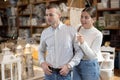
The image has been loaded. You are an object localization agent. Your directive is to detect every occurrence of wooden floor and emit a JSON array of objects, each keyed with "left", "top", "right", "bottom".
[
  {"left": 1, "top": 70, "right": 119, "bottom": 80},
  {"left": 113, "top": 69, "right": 120, "bottom": 80}
]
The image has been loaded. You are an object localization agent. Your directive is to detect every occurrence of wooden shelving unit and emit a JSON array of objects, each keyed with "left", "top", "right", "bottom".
[
  {"left": 96, "top": 0, "right": 120, "bottom": 48},
  {"left": 16, "top": 0, "right": 70, "bottom": 37},
  {"left": 103, "top": 27, "right": 120, "bottom": 30},
  {"left": 97, "top": 8, "right": 120, "bottom": 11},
  {"left": 0, "top": 1, "right": 9, "bottom": 37}
]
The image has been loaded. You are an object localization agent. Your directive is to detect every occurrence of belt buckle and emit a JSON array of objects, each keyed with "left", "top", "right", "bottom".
[{"left": 49, "top": 66, "right": 61, "bottom": 73}]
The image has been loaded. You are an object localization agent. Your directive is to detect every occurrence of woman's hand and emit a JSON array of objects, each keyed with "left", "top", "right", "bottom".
[{"left": 76, "top": 33, "right": 84, "bottom": 44}]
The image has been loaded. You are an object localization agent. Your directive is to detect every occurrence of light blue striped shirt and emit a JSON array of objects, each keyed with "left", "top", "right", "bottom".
[{"left": 38, "top": 22, "right": 83, "bottom": 68}]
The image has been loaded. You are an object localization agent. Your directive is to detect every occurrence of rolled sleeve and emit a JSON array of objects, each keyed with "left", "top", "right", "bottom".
[
  {"left": 69, "top": 41, "right": 83, "bottom": 68},
  {"left": 38, "top": 32, "right": 46, "bottom": 65}
]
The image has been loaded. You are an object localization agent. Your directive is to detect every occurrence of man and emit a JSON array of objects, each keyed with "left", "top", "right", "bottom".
[{"left": 38, "top": 3, "right": 83, "bottom": 80}]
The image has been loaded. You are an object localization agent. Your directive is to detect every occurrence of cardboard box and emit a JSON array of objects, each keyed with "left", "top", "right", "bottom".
[
  {"left": 111, "top": 2, "right": 120, "bottom": 8},
  {"left": 98, "top": 17, "right": 106, "bottom": 27},
  {"left": 105, "top": 14, "right": 120, "bottom": 28},
  {"left": 111, "top": 0, "right": 120, "bottom": 3},
  {"left": 97, "top": 3, "right": 104, "bottom": 9}
]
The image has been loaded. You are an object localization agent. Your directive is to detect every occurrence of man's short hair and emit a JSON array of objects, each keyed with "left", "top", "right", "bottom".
[{"left": 46, "top": 3, "right": 61, "bottom": 14}]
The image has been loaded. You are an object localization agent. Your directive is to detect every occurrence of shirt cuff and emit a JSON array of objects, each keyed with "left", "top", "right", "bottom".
[
  {"left": 68, "top": 62, "right": 75, "bottom": 68},
  {"left": 78, "top": 41, "right": 86, "bottom": 47}
]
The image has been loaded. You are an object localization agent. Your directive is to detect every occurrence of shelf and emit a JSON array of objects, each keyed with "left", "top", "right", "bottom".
[
  {"left": 17, "top": 3, "right": 29, "bottom": 7},
  {"left": 0, "top": 1, "right": 11, "bottom": 8},
  {"left": 0, "top": 25, "right": 8, "bottom": 27},
  {"left": 116, "top": 48, "right": 120, "bottom": 51},
  {"left": 32, "top": 0, "right": 59, "bottom": 5},
  {"left": 0, "top": 7, "right": 6, "bottom": 10},
  {"left": 97, "top": 8, "right": 120, "bottom": 11},
  {"left": 19, "top": 26, "right": 31, "bottom": 28},
  {"left": 104, "top": 27, "right": 120, "bottom": 30},
  {"left": 17, "top": 0, "right": 59, "bottom": 6},
  {"left": 18, "top": 14, "right": 31, "bottom": 16},
  {"left": 32, "top": 25, "right": 48, "bottom": 28},
  {"left": 32, "top": 1, "right": 47, "bottom": 5},
  {"left": 19, "top": 25, "right": 48, "bottom": 28}
]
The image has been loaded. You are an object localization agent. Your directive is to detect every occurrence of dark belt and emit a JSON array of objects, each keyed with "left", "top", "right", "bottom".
[{"left": 49, "top": 66, "right": 61, "bottom": 73}]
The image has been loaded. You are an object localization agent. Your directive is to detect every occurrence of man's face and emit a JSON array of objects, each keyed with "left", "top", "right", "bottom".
[{"left": 45, "top": 8, "right": 60, "bottom": 26}]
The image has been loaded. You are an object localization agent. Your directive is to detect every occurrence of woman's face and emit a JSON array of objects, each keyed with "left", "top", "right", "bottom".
[{"left": 80, "top": 11, "right": 94, "bottom": 29}]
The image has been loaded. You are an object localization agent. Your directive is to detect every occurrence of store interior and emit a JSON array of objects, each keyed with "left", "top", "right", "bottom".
[{"left": 0, "top": 0, "right": 120, "bottom": 80}]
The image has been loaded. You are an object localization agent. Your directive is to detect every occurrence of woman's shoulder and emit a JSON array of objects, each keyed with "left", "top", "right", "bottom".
[
  {"left": 93, "top": 27, "right": 103, "bottom": 37},
  {"left": 63, "top": 24, "right": 76, "bottom": 30}
]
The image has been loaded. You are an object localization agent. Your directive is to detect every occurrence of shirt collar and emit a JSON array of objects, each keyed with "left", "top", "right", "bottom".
[
  {"left": 58, "top": 22, "right": 64, "bottom": 29},
  {"left": 50, "top": 22, "right": 64, "bottom": 30}
]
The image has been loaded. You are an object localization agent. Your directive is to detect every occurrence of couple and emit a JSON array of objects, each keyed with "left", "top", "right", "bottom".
[{"left": 38, "top": 3, "right": 103, "bottom": 80}]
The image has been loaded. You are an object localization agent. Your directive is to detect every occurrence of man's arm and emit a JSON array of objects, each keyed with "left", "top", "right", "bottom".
[{"left": 38, "top": 32, "right": 53, "bottom": 75}]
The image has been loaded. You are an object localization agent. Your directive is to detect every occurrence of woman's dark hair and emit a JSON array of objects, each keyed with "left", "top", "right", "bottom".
[{"left": 82, "top": 7, "right": 96, "bottom": 18}]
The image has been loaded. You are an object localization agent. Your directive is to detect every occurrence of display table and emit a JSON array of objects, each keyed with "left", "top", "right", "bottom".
[
  {"left": 0, "top": 54, "right": 44, "bottom": 80},
  {"left": 27, "top": 66, "right": 44, "bottom": 80}
]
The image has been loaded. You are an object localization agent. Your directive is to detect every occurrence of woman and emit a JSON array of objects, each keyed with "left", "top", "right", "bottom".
[{"left": 73, "top": 7, "right": 103, "bottom": 80}]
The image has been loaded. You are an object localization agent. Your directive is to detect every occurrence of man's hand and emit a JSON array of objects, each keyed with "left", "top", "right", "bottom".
[
  {"left": 59, "top": 64, "right": 71, "bottom": 76},
  {"left": 41, "top": 62, "right": 52, "bottom": 75}
]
